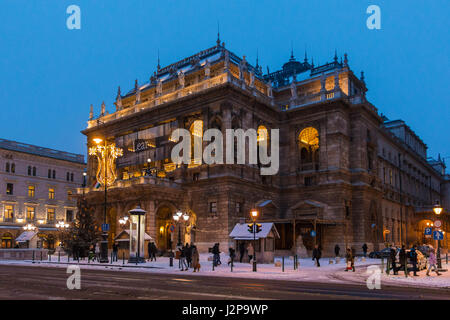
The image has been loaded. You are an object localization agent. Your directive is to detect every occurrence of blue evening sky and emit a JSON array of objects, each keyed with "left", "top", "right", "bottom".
[{"left": 0, "top": 0, "right": 449, "bottom": 162}]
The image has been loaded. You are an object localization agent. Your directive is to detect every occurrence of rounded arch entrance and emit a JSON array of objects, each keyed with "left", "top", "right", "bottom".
[{"left": 156, "top": 205, "right": 175, "bottom": 251}]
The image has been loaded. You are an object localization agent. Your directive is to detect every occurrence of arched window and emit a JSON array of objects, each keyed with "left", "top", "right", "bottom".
[
  {"left": 28, "top": 166, "right": 32, "bottom": 176},
  {"left": 32, "top": 167, "right": 36, "bottom": 176},
  {"left": 189, "top": 120, "right": 203, "bottom": 166},
  {"left": 52, "top": 170, "right": 56, "bottom": 179},
  {"left": 5, "top": 162, "right": 9, "bottom": 172},
  {"left": 70, "top": 173, "right": 74, "bottom": 182},
  {"left": 257, "top": 125, "right": 268, "bottom": 144},
  {"left": 11, "top": 163, "right": 15, "bottom": 173},
  {"left": 298, "top": 127, "right": 319, "bottom": 170},
  {"left": 66, "top": 172, "right": 70, "bottom": 181}
]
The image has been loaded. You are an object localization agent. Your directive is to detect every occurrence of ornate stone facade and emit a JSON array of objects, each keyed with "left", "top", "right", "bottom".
[{"left": 81, "top": 41, "right": 449, "bottom": 256}]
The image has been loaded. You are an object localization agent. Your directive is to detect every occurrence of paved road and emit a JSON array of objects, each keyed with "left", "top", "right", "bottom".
[{"left": 0, "top": 264, "right": 448, "bottom": 300}]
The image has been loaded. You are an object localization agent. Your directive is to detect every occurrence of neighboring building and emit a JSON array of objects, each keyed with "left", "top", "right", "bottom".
[
  {"left": 80, "top": 39, "right": 449, "bottom": 256},
  {"left": 0, "top": 138, "right": 85, "bottom": 249}
]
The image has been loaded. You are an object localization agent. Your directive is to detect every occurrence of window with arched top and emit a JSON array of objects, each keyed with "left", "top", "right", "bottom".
[
  {"left": 257, "top": 125, "right": 269, "bottom": 144},
  {"left": 189, "top": 120, "right": 203, "bottom": 166},
  {"left": 298, "top": 127, "right": 319, "bottom": 170}
]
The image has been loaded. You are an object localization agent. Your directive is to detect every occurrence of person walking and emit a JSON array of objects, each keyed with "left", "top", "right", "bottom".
[
  {"left": 228, "top": 247, "right": 236, "bottom": 266},
  {"left": 179, "top": 245, "right": 188, "bottom": 271},
  {"left": 410, "top": 245, "right": 419, "bottom": 276},
  {"left": 185, "top": 243, "right": 192, "bottom": 268},
  {"left": 334, "top": 244, "right": 340, "bottom": 258},
  {"left": 212, "top": 243, "right": 221, "bottom": 267},
  {"left": 312, "top": 244, "right": 321, "bottom": 267},
  {"left": 151, "top": 242, "right": 157, "bottom": 261},
  {"left": 192, "top": 245, "right": 200, "bottom": 272},
  {"left": 147, "top": 242, "right": 153, "bottom": 261},
  {"left": 388, "top": 245, "right": 398, "bottom": 275},
  {"left": 397, "top": 245, "right": 407, "bottom": 275},
  {"left": 94, "top": 242, "right": 101, "bottom": 262},
  {"left": 239, "top": 242, "right": 246, "bottom": 263},
  {"left": 345, "top": 248, "right": 355, "bottom": 272},
  {"left": 112, "top": 242, "right": 118, "bottom": 262},
  {"left": 426, "top": 249, "right": 441, "bottom": 276},
  {"left": 362, "top": 243, "right": 368, "bottom": 258},
  {"left": 247, "top": 242, "right": 254, "bottom": 263}
]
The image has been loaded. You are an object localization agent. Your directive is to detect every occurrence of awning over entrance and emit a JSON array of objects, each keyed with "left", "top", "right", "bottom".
[
  {"left": 15, "top": 231, "right": 37, "bottom": 243},
  {"left": 229, "top": 222, "right": 279, "bottom": 240}
]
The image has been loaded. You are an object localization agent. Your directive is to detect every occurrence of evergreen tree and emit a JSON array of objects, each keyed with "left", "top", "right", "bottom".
[{"left": 63, "top": 197, "right": 100, "bottom": 258}]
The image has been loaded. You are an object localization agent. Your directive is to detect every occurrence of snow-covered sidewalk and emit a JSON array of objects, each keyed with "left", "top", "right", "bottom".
[{"left": 1, "top": 253, "right": 449, "bottom": 289}]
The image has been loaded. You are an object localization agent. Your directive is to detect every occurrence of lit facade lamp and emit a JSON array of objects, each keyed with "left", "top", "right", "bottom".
[
  {"left": 433, "top": 201, "right": 445, "bottom": 270},
  {"left": 128, "top": 206, "right": 146, "bottom": 264},
  {"left": 89, "top": 137, "right": 123, "bottom": 263},
  {"left": 23, "top": 223, "right": 36, "bottom": 231}
]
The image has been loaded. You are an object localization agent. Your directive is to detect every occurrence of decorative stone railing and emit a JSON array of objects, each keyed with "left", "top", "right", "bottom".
[{"left": 87, "top": 71, "right": 273, "bottom": 129}]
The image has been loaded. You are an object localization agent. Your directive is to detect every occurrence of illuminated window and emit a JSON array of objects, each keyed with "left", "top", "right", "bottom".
[
  {"left": 257, "top": 125, "right": 268, "bottom": 143},
  {"left": 28, "top": 185, "right": 35, "bottom": 198},
  {"left": 6, "top": 183, "right": 13, "bottom": 195},
  {"left": 26, "top": 206, "right": 35, "bottom": 221},
  {"left": 189, "top": 120, "right": 203, "bottom": 166},
  {"left": 4, "top": 205, "right": 14, "bottom": 222},
  {"left": 298, "top": 127, "right": 319, "bottom": 148},
  {"left": 49, "top": 188, "right": 55, "bottom": 200},
  {"left": 47, "top": 208, "right": 55, "bottom": 222},
  {"left": 298, "top": 127, "right": 319, "bottom": 169}
]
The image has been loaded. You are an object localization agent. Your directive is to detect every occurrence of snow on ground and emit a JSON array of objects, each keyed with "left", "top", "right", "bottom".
[{"left": 1, "top": 253, "right": 449, "bottom": 289}]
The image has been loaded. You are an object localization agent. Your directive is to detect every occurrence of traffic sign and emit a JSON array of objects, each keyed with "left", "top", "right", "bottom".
[
  {"left": 101, "top": 223, "right": 109, "bottom": 232},
  {"left": 433, "top": 230, "right": 444, "bottom": 241},
  {"left": 169, "top": 224, "right": 175, "bottom": 232},
  {"left": 424, "top": 227, "right": 432, "bottom": 235},
  {"left": 434, "top": 220, "right": 442, "bottom": 228},
  {"left": 311, "top": 230, "right": 316, "bottom": 237}
]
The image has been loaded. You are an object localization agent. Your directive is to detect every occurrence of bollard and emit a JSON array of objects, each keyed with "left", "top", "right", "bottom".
[
  {"left": 49, "top": 254, "right": 51, "bottom": 262},
  {"left": 446, "top": 253, "right": 448, "bottom": 265},
  {"left": 58, "top": 251, "right": 60, "bottom": 263},
  {"left": 282, "top": 256, "right": 285, "bottom": 272},
  {"left": 111, "top": 252, "right": 113, "bottom": 264},
  {"left": 405, "top": 260, "right": 408, "bottom": 278},
  {"left": 122, "top": 252, "right": 125, "bottom": 265},
  {"left": 169, "top": 256, "right": 173, "bottom": 267},
  {"left": 32, "top": 250, "right": 35, "bottom": 263},
  {"left": 40, "top": 251, "right": 43, "bottom": 261},
  {"left": 386, "top": 259, "right": 390, "bottom": 275}
]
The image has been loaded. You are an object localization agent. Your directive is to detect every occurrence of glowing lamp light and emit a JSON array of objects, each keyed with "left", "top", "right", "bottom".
[
  {"left": 16, "top": 218, "right": 24, "bottom": 223},
  {"left": 433, "top": 202, "right": 443, "bottom": 215},
  {"left": 173, "top": 214, "right": 180, "bottom": 221},
  {"left": 183, "top": 213, "right": 189, "bottom": 221},
  {"left": 159, "top": 226, "right": 165, "bottom": 235},
  {"left": 251, "top": 209, "right": 258, "bottom": 219},
  {"left": 93, "top": 138, "right": 103, "bottom": 145}
]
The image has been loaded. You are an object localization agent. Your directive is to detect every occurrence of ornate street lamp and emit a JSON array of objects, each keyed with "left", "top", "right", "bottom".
[
  {"left": 250, "top": 208, "right": 258, "bottom": 272},
  {"left": 173, "top": 210, "right": 188, "bottom": 247},
  {"left": 128, "top": 206, "right": 146, "bottom": 264},
  {"left": 56, "top": 221, "right": 69, "bottom": 248},
  {"left": 23, "top": 223, "right": 36, "bottom": 231},
  {"left": 433, "top": 201, "right": 444, "bottom": 270},
  {"left": 89, "top": 137, "right": 123, "bottom": 263}
]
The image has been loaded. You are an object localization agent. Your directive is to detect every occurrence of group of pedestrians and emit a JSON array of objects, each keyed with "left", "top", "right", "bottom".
[
  {"left": 238, "top": 242, "right": 255, "bottom": 263},
  {"left": 178, "top": 243, "right": 200, "bottom": 271},
  {"left": 334, "top": 244, "right": 357, "bottom": 271}
]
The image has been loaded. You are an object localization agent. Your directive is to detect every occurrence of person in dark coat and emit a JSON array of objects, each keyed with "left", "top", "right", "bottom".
[
  {"left": 179, "top": 246, "right": 188, "bottom": 271},
  {"left": 185, "top": 243, "right": 192, "bottom": 268},
  {"left": 147, "top": 243, "right": 152, "bottom": 262},
  {"left": 397, "top": 245, "right": 407, "bottom": 274},
  {"left": 389, "top": 245, "right": 398, "bottom": 275},
  {"left": 345, "top": 248, "right": 355, "bottom": 272},
  {"left": 410, "top": 245, "right": 419, "bottom": 276},
  {"left": 228, "top": 247, "right": 236, "bottom": 266},
  {"left": 112, "top": 242, "right": 118, "bottom": 262},
  {"left": 239, "top": 242, "right": 246, "bottom": 263},
  {"left": 312, "top": 244, "right": 321, "bottom": 267},
  {"left": 334, "top": 244, "right": 340, "bottom": 257},
  {"left": 362, "top": 243, "right": 368, "bottom": 258},
  {"left": 212, "top": 243, "right": 221, "bottom": 266}
]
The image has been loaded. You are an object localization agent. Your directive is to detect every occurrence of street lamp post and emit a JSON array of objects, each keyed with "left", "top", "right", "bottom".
[
  {"left": 251, "top": 208, "right": 258, "bottom": 272},
  {"left": 89, "top": 137, "right": 123, "bottom": 264},
  {"left": 173, "top": 210, "right": 189, "bottom": 247},
  {"left": 433, "top": 201, "right": 444, "bottom": 270},
  {"left": 55, "top": 221, "right": 69, "bottom": 247}
]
